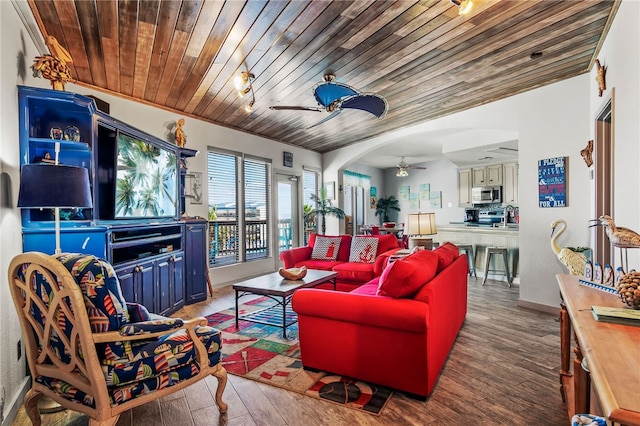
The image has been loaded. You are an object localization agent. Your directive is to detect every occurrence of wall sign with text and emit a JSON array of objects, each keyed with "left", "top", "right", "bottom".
[{"left": 538, "top": 156, "right": 567, "bottom": 207}]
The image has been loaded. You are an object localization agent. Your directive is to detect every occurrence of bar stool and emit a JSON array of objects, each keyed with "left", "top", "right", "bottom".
[
  {"left": 455, "top": 243, "right": 476, "bottom": 278},
  {"left": 482, "top": 246, "right": 512, "bottom": 287}
]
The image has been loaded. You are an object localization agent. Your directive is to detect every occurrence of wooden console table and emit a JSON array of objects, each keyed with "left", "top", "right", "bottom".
[{"left": 557, "top": 274, "right": 640, "bottom": 425}]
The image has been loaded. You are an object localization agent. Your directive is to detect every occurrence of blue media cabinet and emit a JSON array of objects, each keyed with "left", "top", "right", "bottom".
[{"left": 19, "top": 86, "right": 202, "bottom": 315}]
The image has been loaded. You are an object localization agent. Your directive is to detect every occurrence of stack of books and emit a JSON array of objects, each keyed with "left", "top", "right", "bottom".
[{"left": 591, "top": 305, "right": 640, "bottom": 326}]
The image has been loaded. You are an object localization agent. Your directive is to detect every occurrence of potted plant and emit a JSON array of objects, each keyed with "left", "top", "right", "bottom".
[
  {"left": 305, "top": 189, "right": 346, "bottom": 235},
  {"left": 375, "top": 195, "right": 401, "bottom": 225}
]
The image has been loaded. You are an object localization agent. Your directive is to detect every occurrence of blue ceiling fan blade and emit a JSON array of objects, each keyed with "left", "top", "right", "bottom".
[
  {"left": 307, "top": 109, "right": 342, "bottom": 129},
  {"left": 340, "top": 94, "right": 388, "bottom": 118},
  {"left": 313, "top": 82, "right": 359, "bottom": 107}
]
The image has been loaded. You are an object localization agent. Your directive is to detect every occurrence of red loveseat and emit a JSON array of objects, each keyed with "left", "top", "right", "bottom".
[
  {"left": 291, "top": 243, "right": 468, "bottom": 399},
  {"left": 279, "top": 233, "right": 400, "bottom": 292}
]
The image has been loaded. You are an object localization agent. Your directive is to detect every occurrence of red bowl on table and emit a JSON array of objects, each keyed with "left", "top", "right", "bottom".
[{"left": 383, "top": 222, "right": 396, "bottom": 228}]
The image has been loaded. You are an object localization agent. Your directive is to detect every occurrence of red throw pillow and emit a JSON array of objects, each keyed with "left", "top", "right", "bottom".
[
  {"left": 311, "top": 236, "right": 342, "bottom": 260},
  {"left": 348, "top": 236, "right": 379, "bottom": 263},
  {"left": 433, "top": 242, "right": 459, "bottom": 272},
  {"left": 376, "top": 250, "right": 439, "bottom": 298}
]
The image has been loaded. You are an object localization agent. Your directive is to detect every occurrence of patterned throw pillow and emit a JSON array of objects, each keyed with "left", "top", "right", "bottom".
[
  {"left": 349, "top": 236, "right": 379, "bottom": 263},
  {"left": 311, "top": 236, "right": 342, "bottom": 260}
]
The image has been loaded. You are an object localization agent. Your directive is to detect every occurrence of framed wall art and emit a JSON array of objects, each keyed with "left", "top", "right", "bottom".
[{"left": 538, "top": 156, "right": 567, "bottom": 207}]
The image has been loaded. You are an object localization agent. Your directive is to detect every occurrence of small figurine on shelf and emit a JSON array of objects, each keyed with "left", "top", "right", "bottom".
[
  {"left": 615, "top": 266, "right": 625, "bottom": 286},
  {"left": 32, "top": 35, "right": 74, "bottom": 91},
  {"left": 593, "top": 262, "right": 603, "bottom": 284},
  {"left": 174, "top": 118, "right": 186, "bottom": 147},
  {"left": 603, "top": 264, "right": 613, "bottom": 286},
  {"left": 584, "top": 259, "right": 593, "bottom": 281}
]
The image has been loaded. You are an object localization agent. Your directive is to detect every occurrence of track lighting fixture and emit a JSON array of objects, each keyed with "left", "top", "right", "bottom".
[
  {"left": 234, "top": 70, "right": 256, "bottom": 113},
  {"left": 451, "top": 0, "right": 473, "bottom": 15},
  {"left": 233, "top": 71, "right": 254, "bottom": 90}
]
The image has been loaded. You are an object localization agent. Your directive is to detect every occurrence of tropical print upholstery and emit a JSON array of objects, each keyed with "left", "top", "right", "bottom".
[{"left": 19, "top": 253, "right": 222, "bottom": 407}]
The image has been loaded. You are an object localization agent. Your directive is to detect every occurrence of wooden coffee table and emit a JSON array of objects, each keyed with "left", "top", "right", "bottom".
[{"left": 233, "top": 269, "right": 337, "bottom": 339}]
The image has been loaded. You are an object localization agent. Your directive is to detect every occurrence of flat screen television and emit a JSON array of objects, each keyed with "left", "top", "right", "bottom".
[
  {"left": 113, "top": 131, "right": 178, "bottom": 219},
  {"left": 96, "top": 124, "right": 180, "bottom": 222}
]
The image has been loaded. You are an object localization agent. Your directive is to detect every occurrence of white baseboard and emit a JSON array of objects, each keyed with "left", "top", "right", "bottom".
[{"left": 516, "top": 299, "right": 560, "bottom": 316}]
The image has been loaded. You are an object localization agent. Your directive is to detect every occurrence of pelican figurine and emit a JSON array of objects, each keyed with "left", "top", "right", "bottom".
[
  {"left": 551, "top": 219, "right": 588, "bottom": 275},
  {"left": 591, "top": 214, "right": 640, "bottom": 272}
]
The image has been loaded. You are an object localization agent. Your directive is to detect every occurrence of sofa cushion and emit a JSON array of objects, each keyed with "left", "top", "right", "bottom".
[
  {"left": 308, "top": 234, "right": 352, "bottom": 262},
  {"left": 350, "top": 281, "right": 382, "bottom": 296},
  {"left": 348, "top": 236, "right": 379, "bottom": 263},
  {"left": 332, "top": 262, "right": 376, "bottom": 283},
  {"left": 311, "top": 236, "right": 342, "bottom": 260},
  {"left": 294, "top": 259, "right": 343, "bottom": 271},
  {"left": 376, "top": 250, "right": 439, "bottom": 298},
  {"left": 375, "top": 233, "right": 400, "bottom": 253},
  {"left": 434, "top": 242, "right": 459, "bottom": 272}
]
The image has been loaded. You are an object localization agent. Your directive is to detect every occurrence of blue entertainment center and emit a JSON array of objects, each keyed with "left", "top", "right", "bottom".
[{"left": 18, "top": 86, "right": 208, "bottom": 315}]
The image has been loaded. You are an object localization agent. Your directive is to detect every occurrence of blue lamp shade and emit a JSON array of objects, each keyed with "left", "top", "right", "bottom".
[{"left": 17, "top": 164, "right": 93, "bottom": 209}]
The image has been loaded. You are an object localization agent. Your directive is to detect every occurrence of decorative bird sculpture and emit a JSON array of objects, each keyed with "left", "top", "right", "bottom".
[
  {"left": 591, "top": 214, "right": 640, "bottom": 272},
  {"left": 592, "top": 215, "right": 640, "bottom": 248},
  {"left": 32, "top": 35, "right": 74, "bottom": 91},
  {"left": 551, "top": 219, "right": 588, "bottom": 275},
  {"left": 595, "top": 59, "right": 606, "bottom": 97}
]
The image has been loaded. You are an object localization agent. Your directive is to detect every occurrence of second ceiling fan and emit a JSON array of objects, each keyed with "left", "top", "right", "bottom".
[
  {"left": 396, "top": 157, "right": 426, "bottom": 177},
  {"left": 269, "top": 73, "right": 388, "bottom": 128}
]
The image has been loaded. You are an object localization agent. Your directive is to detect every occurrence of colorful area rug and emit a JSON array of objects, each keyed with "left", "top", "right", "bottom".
[{"left": 205, "top": 296, "right": 393, "bottom": 415}]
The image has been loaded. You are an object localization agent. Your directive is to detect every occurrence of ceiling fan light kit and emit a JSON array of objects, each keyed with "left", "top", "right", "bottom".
[
  {"left": 451, "top": 0, "right": 473, "bottom": 15},
  {"left": 235, "top": 70, "right": 256, "bottom": 113},
  {"left": 396, "top": 168, "right": 409, "bottom": 177}
]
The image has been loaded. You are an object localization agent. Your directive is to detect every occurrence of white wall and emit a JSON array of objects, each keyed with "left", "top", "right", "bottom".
[
  {"left": 383, "top": 158, "right": 463, "bottom": 226},
  {"left": 0, "top": 2, "right": 52, "bottom": 423}
]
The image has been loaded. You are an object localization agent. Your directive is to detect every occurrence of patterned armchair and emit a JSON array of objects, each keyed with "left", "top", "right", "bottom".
[{"left": 8, "top": 252, "right": 228, "bottom": 426}]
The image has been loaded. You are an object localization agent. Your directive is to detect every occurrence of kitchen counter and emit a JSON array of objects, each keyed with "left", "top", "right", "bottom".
[
  {"left": 444, "top": 223, "right": 519, "bottom": 232},
  {"left": 434, "top": 224, "right": 519, "bottom": 283}
]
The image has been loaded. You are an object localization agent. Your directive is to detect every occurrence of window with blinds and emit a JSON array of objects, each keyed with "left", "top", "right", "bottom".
[
  {"left": 244, "top": 157, "right": 271, "bottom": 260},
  {"left": 207, "top": 150, "right": 271, "bottom": 266},
  {"left": 208, "top": 151, "right": 240, "bottom": 266}
]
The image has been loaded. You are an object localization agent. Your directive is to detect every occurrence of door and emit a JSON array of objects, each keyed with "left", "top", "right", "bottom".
[
  {"left": 276, "top": 174, "right": 299, "bottom": 254},
  {"left": 594, "top": 100, "right": 613, "bottom": 267}
]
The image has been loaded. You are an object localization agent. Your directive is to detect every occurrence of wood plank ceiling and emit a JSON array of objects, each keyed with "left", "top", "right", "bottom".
[{"left": 27, "top": 0, "right": 619, "bottom": 153}]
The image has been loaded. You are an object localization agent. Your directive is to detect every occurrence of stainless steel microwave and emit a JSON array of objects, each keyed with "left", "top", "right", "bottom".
[{"left": 472, "top": 186, "right": 502, "bottom": 204}]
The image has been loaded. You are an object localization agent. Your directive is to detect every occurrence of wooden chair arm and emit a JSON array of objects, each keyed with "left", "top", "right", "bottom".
[{"left": 92, "top": 318, "right": 208, "bottom": 343}]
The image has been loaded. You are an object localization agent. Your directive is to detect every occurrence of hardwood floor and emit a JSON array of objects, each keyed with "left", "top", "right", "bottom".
[{"left": 13, "top": 277, "right": 568, "bottom": 426}]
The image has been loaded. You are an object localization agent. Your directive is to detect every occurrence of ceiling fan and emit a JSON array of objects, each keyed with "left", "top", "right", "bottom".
[
  {"left": 269, "top": 73, "right": 388, "bottom": 128},
  {"left": 396, "top": 157, "right": 426, "bottom": 177}
]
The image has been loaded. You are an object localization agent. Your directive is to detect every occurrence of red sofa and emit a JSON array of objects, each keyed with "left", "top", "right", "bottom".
[
  {"left": 279, "top": 233, "right": 400, "bottom": 292},
  {"left": 291, "top": 244, "right": 468, "bottom": 399}
]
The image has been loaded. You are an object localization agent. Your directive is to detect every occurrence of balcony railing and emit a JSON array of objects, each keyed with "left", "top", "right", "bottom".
[{"left": 209, "top": 219, "right": 295, "bottom": 266}]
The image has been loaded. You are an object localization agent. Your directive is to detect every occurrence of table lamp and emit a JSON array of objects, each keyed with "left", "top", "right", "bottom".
[
  {"left": 406, "top": 212, "right": 437, "bottom": 249},
  {"left": 18, "top": 163, "right": 93, "bottom": 254}
]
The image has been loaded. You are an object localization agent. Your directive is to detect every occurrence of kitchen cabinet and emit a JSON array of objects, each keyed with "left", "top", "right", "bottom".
[
  {"left": 472, "top": 164, "right": 503, "bottom": 186},
  {"left": 502, "top": 162, "right": 518, "bottom": 205},
  {"left": 458, "top": 168, "right": 473, "bottom": 206}
]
